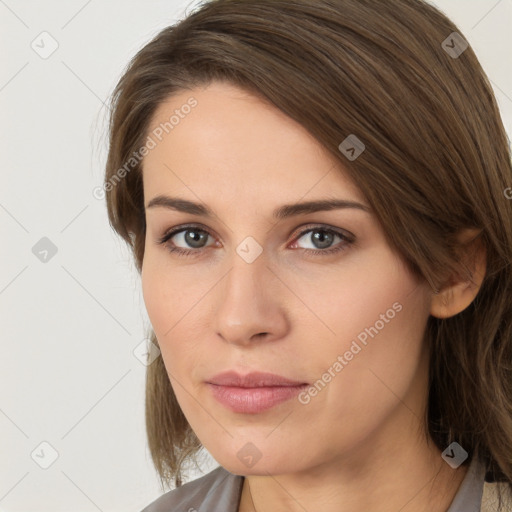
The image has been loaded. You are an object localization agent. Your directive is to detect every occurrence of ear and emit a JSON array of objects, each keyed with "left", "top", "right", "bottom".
[{"left": 430, "top": 228, "right": 487, "bottom": 319}]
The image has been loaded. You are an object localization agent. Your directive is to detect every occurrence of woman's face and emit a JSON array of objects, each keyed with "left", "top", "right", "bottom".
[{"left": 141, "top": 81, "right": 433, "bottom": 475}]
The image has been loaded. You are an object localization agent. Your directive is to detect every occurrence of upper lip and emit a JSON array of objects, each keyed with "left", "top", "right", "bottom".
[{"left": 206, "top": 371, "right": 307, "bottom": 388}]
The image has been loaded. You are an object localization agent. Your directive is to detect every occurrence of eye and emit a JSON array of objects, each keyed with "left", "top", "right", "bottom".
[
  {"left": 290, "top": 226, "right": 354, "bottom": 256},
  {"left": 157, "top": 225, "right": 215, "bottom": 256},
  {"left": 157, "top": 224, "right": 354, "bottom": 257}
]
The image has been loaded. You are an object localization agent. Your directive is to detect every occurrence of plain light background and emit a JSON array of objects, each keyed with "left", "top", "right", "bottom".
[{"left": 1, "top": 1, "right": 511, "bottom": 511}]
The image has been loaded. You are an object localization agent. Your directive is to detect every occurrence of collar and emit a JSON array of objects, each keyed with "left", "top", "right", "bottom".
[{"left": 446, "top": 455, "right": 486, "bottom": 512}]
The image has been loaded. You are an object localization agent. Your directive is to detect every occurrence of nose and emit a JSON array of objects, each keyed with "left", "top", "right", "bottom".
[{"left": 212, "top": 255, "right": 289, "bottom": 347}]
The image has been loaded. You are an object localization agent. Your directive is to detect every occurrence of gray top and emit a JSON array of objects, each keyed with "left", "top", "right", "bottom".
[{"left": 141, "top": 455, "right": 488, "bottom": 512}]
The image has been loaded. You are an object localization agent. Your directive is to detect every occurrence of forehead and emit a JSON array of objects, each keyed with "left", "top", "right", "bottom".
[{"left": 142, "top": 82, "right": 366, "bottom": 205}]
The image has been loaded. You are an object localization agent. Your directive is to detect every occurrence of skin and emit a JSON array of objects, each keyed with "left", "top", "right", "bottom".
[{"left": 140, "top": 81, "right": 486, "bottom": 512}]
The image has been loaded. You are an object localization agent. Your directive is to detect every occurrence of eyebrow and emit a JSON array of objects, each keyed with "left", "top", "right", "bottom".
[{"left": 146, "top": 195, "right": 371, "bottom": 219}]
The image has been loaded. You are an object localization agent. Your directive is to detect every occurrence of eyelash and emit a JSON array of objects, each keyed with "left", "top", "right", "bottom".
[{"left": 157, "top": 223, "right": 354, "bottom": 258}]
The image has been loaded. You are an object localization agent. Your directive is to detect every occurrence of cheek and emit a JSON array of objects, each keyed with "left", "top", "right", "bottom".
[
  {"left": 319, "top": 286, "right": 429, "bottom": 405},
  {"left": 293, "top": 252, "right": 430, "bottom": 428},
  {"left": 141, "top": 254, "right": 169, "bottom": 334},
  {"left": 141, "top": 247, "right": 191, "bottom": 332},
  {"left": 141, "top": 252, "right": 204, "bottom": 377},
  {"left": 287, "top": 247, "right": 424, "bottom": 353}
]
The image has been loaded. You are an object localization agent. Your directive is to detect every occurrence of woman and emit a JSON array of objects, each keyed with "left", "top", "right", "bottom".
[{"left": 103, "top": 0, "right": 512, "bottom": 510}]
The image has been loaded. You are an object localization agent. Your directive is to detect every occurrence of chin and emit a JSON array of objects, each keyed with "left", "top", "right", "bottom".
[{"left": 212, "top": 448, "right": 306, "bottom": 477}]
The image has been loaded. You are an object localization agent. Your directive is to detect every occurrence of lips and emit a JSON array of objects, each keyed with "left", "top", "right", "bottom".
[
  {"left": 205, "top": 371, "right": 309, "bottom": 414},
  {"left": 206, "top": 370, "right": 307, "bottom": 388}
]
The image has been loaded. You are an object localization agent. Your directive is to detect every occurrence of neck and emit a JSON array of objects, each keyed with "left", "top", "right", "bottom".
[{"left": 239, "top": 442, "right": 468, "bottom": 512}]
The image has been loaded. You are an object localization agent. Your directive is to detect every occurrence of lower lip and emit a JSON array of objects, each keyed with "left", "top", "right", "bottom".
[{"left": 206, "top": 383, "right": 308, "bottom": 414}]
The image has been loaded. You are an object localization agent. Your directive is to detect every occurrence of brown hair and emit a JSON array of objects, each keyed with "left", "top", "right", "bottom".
[{"left": 103, "top": 0, "right": 512, "bottom": 504}]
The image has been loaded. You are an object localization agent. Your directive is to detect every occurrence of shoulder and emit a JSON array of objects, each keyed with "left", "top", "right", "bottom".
[
  {"left": 140, "top": 466, "right": 244, "bottom": 512},
  {"left": 481, "top": 481, "right": 512, "bottom": 512}
]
